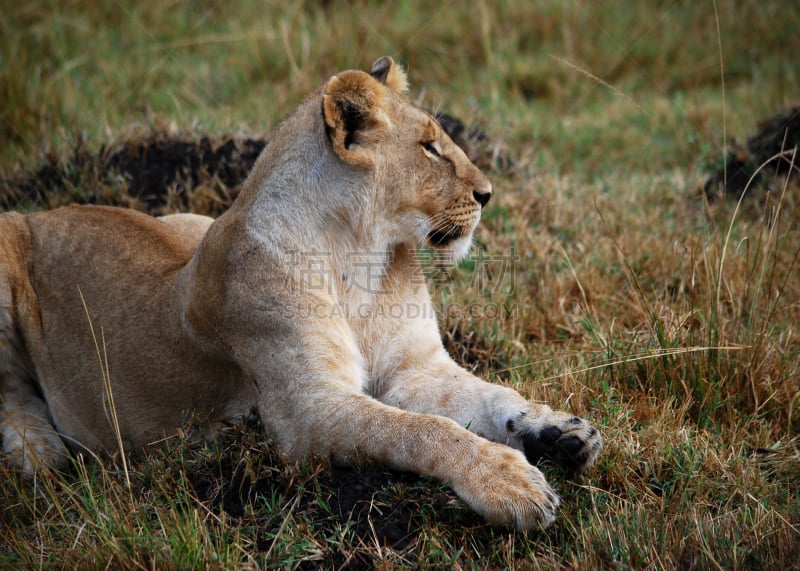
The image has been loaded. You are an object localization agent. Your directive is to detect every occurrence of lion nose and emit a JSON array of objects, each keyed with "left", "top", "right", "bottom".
[{"left": 473, "top": 186, "right": 492, "bottom": 208}]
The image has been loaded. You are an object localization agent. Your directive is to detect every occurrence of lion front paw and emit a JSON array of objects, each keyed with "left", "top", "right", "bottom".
[
  {"left": 453, "top": 443, "right": 560, "bottom": 530},
  {"left": 509, "top": 411, "right": 602, "bottom": 475}
]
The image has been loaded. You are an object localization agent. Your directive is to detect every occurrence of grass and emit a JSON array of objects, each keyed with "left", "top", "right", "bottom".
[{"left": 2, "top": 0, "right": 799, "bottom": 568}]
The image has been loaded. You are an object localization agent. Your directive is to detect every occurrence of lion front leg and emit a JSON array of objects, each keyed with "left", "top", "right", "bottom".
[
  {"left": 267, "top": 387, "right": 561, "bottom": 530},
  {"left": 376, "top": 350, "right": 602, "bottom": 476},
  {"left": 235, "top": 322, "right": 557, "bottom": 528},
  {"left": 223, "top": 289, "right": 563, "bottom": 529}
]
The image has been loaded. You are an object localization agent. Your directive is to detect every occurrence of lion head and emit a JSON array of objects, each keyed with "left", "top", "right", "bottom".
[{"left": 321, "top": 56, "right": 492, "bottom": 260}]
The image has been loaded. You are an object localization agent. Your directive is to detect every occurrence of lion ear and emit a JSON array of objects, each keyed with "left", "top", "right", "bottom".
[
  {"left": 369, "top": 56, "right": 408, "bottom": 93},
  {"left": 322, "top": 70, "right": 389, "bottom": 166}
]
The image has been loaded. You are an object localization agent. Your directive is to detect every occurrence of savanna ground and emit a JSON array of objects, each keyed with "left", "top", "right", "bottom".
[{"left": 1, "top": 1, "right": 799, "bottom": 568}]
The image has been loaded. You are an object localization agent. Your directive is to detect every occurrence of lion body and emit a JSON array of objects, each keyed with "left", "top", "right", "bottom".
[
  {"left": 0, "top": 58, "right": 600, "bottom": 529},
  {"left": 0, "top": 208, "right": 245, "bottom": 452}
]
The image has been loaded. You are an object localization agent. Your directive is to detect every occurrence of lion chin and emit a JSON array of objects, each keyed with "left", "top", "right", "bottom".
[
  {"left": 427, "top": 228, "right": 475, "bottom": 261},
  {"left": 0, "top": 56, "right": 601, "bottom": 531}
]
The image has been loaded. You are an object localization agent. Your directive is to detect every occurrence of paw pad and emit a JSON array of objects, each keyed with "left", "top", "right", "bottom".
[{"left": 520, "top": 421, "right": 600, "bottom": 475}]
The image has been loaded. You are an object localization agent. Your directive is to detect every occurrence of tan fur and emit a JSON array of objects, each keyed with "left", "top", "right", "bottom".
[
  {"left": 0, "top": 57, "right": 601, "bottom": 529},
  {"left": 159, "top": 213, "right": 214, "bottom": 241}
]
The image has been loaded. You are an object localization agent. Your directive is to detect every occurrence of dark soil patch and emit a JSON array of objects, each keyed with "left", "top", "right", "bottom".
[
  {"left": 1, "top": 133, "right": 266, "bottom": 216},
  {"left": 104, "top": 135, "right": 265, "bottom": 212},
  {"left": 159, "top": 422, "right": 465, "bottom": 568},
  {"left": 703, "top": 104, "right": 800, "bottom": 199},
  {"left": 321, "top": 466, "right": 439, "bottom": 552}
]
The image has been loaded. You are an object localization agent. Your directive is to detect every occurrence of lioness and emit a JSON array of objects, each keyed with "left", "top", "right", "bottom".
[{"left": 0, "top": 57, "right": 601, "bottom": 529}]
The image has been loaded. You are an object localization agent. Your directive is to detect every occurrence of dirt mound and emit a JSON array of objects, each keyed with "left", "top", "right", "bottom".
[
  {"left": 172, "top": 421, "right": 464, "bottom": 568},
  {"left": 703, "top": 104, "right": 800, "bottom": 199},
  {"left": 104, "top": 135, "right": 265, "bottom": 212},
  {"left": 1, "top": 133, "right": 266, "bottom": 216}
]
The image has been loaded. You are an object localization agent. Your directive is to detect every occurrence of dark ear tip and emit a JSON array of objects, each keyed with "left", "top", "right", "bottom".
[{"left": 370, "top": 56, "right": 394, "bottom": 80}]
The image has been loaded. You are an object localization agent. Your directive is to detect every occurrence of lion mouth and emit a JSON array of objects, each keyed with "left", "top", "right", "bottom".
[{"left": 427, "top": 227, "right": 464, "bottom": 247}]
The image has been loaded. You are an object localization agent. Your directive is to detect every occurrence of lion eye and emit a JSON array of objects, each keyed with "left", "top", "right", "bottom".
[{"left": 421, "top": 140, "right": 441, "bottom": 158}]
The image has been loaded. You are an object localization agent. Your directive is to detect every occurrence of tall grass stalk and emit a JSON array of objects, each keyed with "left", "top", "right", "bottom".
[{"left": 78, "top": 287, "right": 131, "bottom": 491}]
